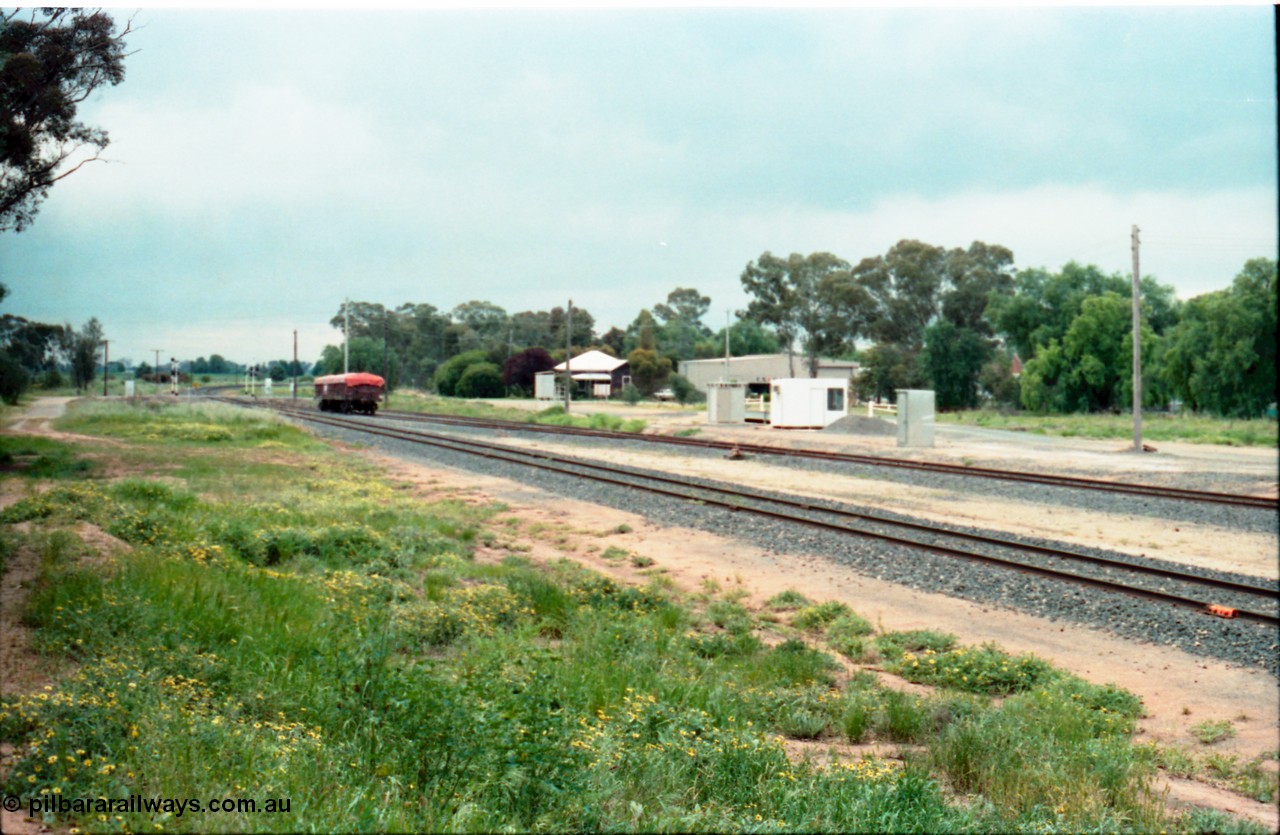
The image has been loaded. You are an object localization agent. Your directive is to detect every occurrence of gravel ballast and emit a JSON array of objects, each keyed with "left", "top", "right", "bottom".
[{"left": 376, "top": 413, "right": 1279, "bottom": 533}]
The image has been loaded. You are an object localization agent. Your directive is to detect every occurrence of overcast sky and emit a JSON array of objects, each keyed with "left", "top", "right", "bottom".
[{"left": 3, "top": 3, "right": 1276, "bottom": 367}]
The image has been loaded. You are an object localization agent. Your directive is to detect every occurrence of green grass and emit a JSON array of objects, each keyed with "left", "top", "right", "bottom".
[
  {"left": 0, "top": 435, "right": 96, "bottom": 479},
  {"left": 764, "top": 588, "right": 811, "bottom": 610},
  {"left": 790, "top": 600, "right": 853, "bottom": 631},
  {"left": 937, "top": 409, "right": 1279, "bottom": 447},
  {"left": 1191, "top": 719, "right": 1236, "bottom": 745},
  {"left": 55, "top": 399, "right": 326, "bottom": 449},
  {"left": 0, "top": 401, "right": 1198, "bottom": 832},
  {"left": 825, "top": 612, "right": 875, "bottom": 660},
  {"left": 383, "top": 392, "right": 648, "bottom": 434}
]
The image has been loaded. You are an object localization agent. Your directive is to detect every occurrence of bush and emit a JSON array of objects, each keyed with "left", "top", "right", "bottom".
[
  {"left": 1191, "top": 719, "right": 1235, "bottom": 745},
  {"left": 825, "top": 612, "right": 875, "bottom": 659},
  {"left": 874, "top": 629, "right": 958, "bottom": 661},
  {"left": 502, "top": 347, "right": 555, "bottom": 394},
  {"left": 765, "top": 589, "right": 810, "bottom": 611},
  {"left": 892, "top": 643, "right": 1057, "bottom": 696},
  {"left": 432, "top": 350, "right": 491, "bottom": 396},
  {"left": 0, "top": 349, "right": 30, "bottom": 404},
  {"left": 669, "top": 374, "right": 704, "bottom": 405},
  {"left": 791, "top": 600, "right": 852, "bottom": 631},
  {"left": 455, "top": 363, "right": 505, "bottom": 398}
]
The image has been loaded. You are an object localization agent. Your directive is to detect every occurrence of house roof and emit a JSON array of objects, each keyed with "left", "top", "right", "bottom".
[{"left": 552, "top": 350, "right": 628, "bottom": 373}]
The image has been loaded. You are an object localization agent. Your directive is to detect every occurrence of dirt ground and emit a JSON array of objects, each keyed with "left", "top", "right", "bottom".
[{"left": 3, "top": 397, "right": 1278, "bottom": 830}]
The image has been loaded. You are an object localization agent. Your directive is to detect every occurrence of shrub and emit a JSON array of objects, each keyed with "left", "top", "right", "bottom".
[
  {"left": 685, "top": 631, "right": 760, "bottom": 658},
  {"left": 669, "top": 374, "right": 704, "bottom": 405},
  {"left": 842, "top": 692, "right": 876, "bottom": 742},
  {"left": 455, "top": 362, "right": 505, "bottom": 398},
  {"left": 501, "top": 347, "right": 555, "bottom": 393},
  {"left": 879, "top": 690, "right": 930, "bottom": 742},
  {"left": 1191, "top": 719, "right": 1235, "bottom": 745},
  {"left": 791, "top": 600, "right": 852, "bottom": 631},
  {"left": 892, "top": 643, "right": 1057, "bottom": 696},
  {"left": 874, "top": 629, "right": 957, "bottom": 661},
  {"left": 765, "top": 589, "right": 810, "bottom": 610},
  {"left": 432, "top": 350, "right": 491, "bottom": 396},
  {"left": 0, "top": 349, "right": 30, "bottom": 404},
  {"left": 706, "top": 600, "right": 753, "bottom": 635},
  {"left": 754, "top": 639, "right": 838, "bottom": 688}
]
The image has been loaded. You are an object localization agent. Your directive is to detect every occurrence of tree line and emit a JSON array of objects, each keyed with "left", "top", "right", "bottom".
[
  {"left": 317, "top": 242, "right": 1274, "bottom": 418},
  {"left": 312, "top": 292, "right": 783, "bottom": 400},
  {"left": 1, "top": 244, "right": 1274, "bottom": 417},
  {"left": 0, "top": 284, "right": 108, "bottom": 402}
]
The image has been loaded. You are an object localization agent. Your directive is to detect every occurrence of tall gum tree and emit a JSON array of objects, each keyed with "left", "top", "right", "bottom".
[
  {"left": 1, "top": 8, "right": 133, "bottom": 232},
  {"left": 740, "top": 251, "right": 852, "bottom": 377}
]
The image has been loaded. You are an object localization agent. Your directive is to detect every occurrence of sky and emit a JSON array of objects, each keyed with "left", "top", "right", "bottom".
[{"left": 2, "top": 2, "right": 1276, "bottom": 368}]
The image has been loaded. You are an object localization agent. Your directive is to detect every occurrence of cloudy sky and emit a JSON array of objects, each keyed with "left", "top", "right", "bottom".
[{"left": 3, "top": 2, "right": 1276, "bottom": 368}]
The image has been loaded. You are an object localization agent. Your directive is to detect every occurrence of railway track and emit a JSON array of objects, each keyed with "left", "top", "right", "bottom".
[
  {"left": 263, "top": 402, "right": 1279, "bottom": 628},
  {"left": 358, "top": 408, "right": 1277, "bottom": 512}
]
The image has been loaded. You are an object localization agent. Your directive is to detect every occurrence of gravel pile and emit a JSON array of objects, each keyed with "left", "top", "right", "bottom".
[
  {"left": 306, "top": 417, "right": 1279, "bottom": 676},
  {"left": 821, "top": 415, "right": 898, "bottom": 436}
]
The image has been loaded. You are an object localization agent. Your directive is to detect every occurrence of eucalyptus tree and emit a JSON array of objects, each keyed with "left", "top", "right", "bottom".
[
  {"left": 739, "top": 251, "right": 853, "bottom": 376},
  {"left": 1, "top": 8, "right": 133, "bottom": 231},
  {"left": 1159, "top": 258, "right": 1276, "bottom": 417}
]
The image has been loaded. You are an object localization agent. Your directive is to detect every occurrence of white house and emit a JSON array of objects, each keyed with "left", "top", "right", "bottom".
[{"left": 536, "top": 350, "right": 631, "bottom": 399}]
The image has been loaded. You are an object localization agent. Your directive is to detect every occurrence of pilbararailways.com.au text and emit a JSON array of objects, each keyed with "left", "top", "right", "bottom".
[{"left": 13, "top": 794, "right": 291, "bottom": 817}]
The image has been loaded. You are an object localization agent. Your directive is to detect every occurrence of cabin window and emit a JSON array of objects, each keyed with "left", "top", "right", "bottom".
[{"left": 827, "top": 388, "right": 844, "bottom": 411}]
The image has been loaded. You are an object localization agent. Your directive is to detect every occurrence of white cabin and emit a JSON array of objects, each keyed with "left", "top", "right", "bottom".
[{"left": 768, "top": 378, "right": 848, "bottom": 428}]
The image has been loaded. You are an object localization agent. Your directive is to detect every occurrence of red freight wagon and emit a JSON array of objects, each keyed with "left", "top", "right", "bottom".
[{"left": 314, "top": 372, "right": 385, "bottom": 415}]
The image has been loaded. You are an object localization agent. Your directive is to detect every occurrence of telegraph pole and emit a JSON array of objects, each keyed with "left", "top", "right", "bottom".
[
  {"left": 563, "top": 299, "right": 572, "bottom": 413},
  {"left": 1131, "top": 224, "right": 1142, "bottom": 452},
  {"left": 343, "top": 298, "right": 350, "bottom": 374},
  {"left": 153, "top": 349, "right": 161, "bottom": 394},
  {"left": 293, "top": 330, "right": 298, "bottom": 401},
  {"left": 102, "top": 340, "right": 109, "bottom": 397},
  {"left": 724, "top": 310, "right": 731, "bottom": 380}
]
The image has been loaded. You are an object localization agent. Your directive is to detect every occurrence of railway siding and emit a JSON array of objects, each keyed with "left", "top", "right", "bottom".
[{"left": 278, "top": 406, "right": 1280, "bottom": 676}]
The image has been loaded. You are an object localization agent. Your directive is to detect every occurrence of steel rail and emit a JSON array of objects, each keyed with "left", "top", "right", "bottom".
[
  {"left": 367, "top": 408, "right": 1278, "bottom": 511},
  {"left": 276, "top": 405, "right": 1278, "bottom": 627}
]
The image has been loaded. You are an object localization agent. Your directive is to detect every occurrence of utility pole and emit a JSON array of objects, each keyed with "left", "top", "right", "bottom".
[
  {"left": 102, "top": 340, "right": 109, "bottom": 397},
  {"left": 293, "top": 330, "right": 298, "bottom": 401},
  {"left": 383, "top": 311, "right": 390, "bottom": 409},
  {"left": 170, "top": 357, "right": 178, "bottom": 396},
  {"left": 153, "top": 349, "right": 161, "bottom": 393},
  {"left": 564, "top": 299, "right": 572, "bottom": 413},
  {"left": 1131, "top": 224, "right": 1142, "bottom": 452},
  {"left": 723, "top": 310, "right": 731, "bottom": 380},
  {"left": 343, "top": 298, "right": 350, "bottom": 374}
]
